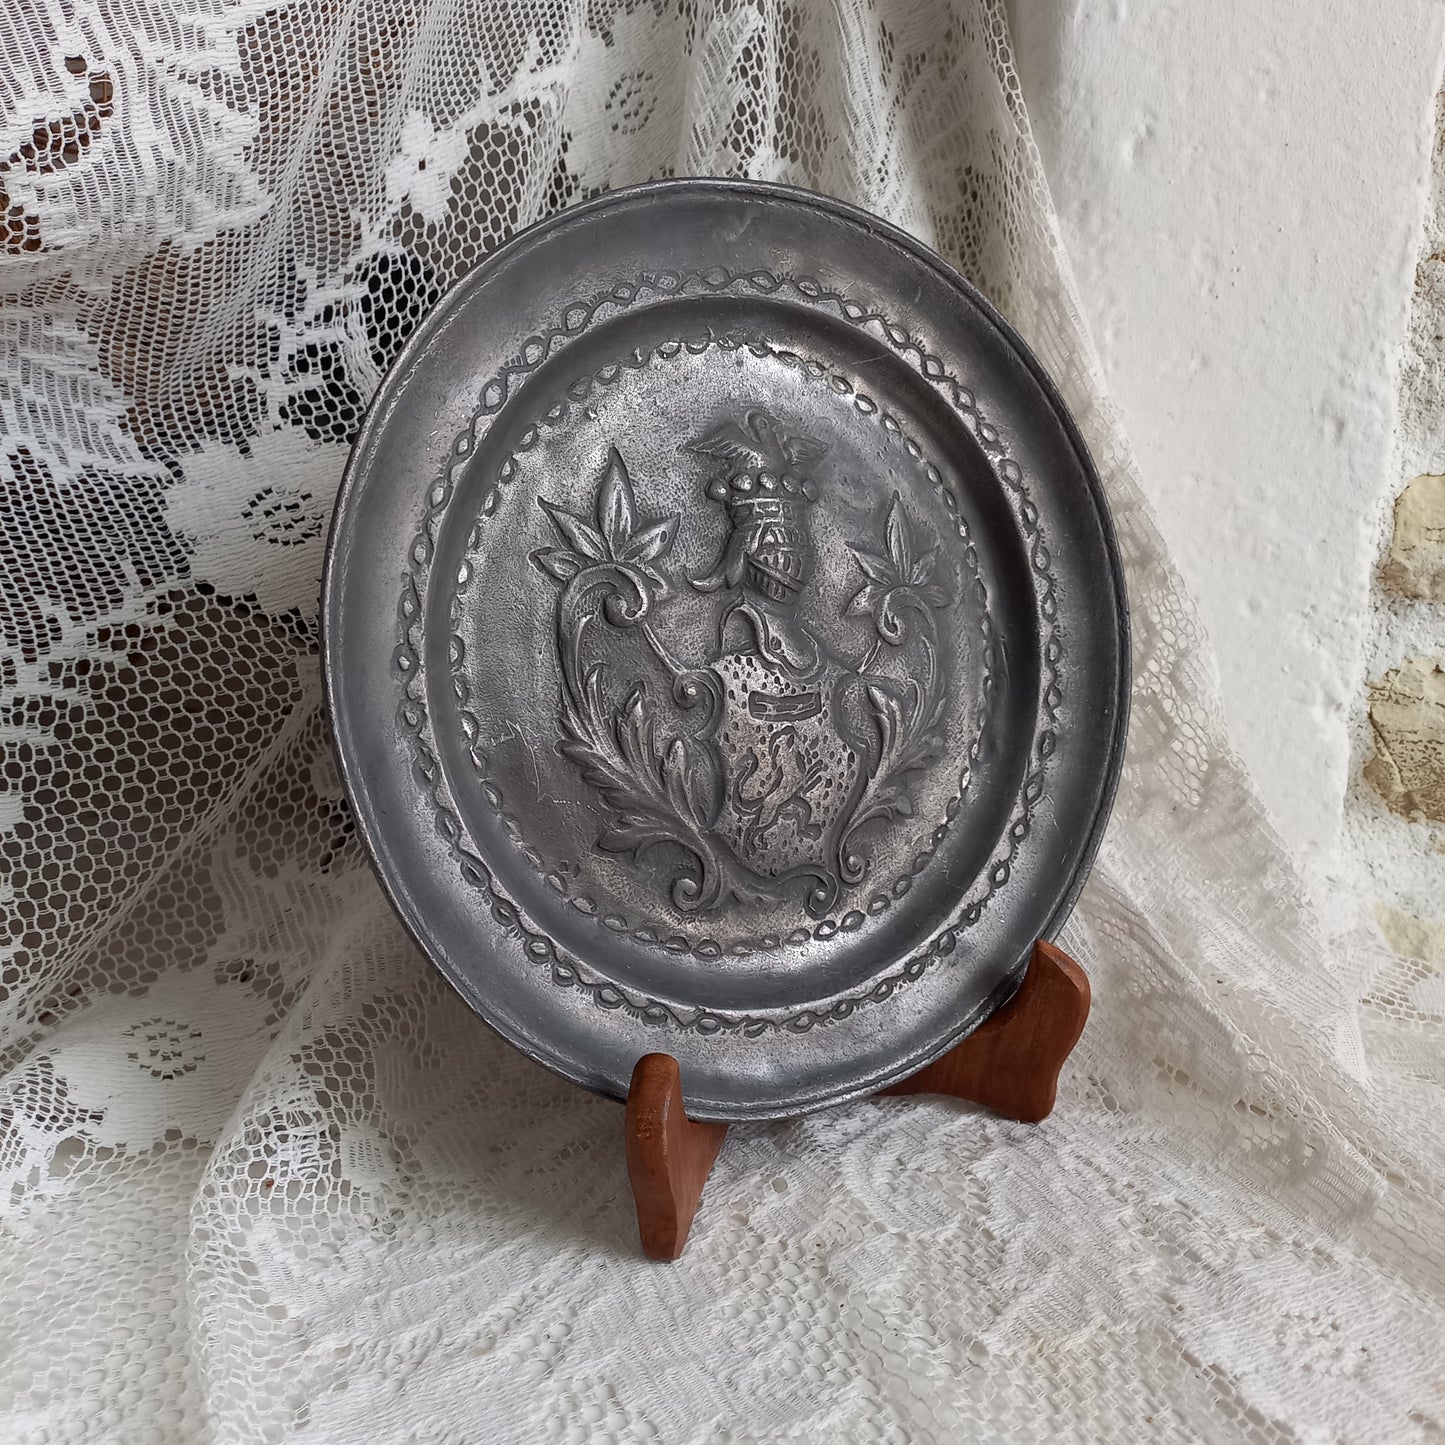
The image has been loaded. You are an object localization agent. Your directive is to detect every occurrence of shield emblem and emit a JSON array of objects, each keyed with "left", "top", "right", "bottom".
[{"left": 709, "top": 648, "right": 862, "bottom": 880}]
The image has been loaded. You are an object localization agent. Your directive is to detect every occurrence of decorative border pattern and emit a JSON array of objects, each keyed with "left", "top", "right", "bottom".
[
  {"left": 393, "top": 266, "right": 1062, "bottom": 1036},
  {"left": 444, "top": 333, "right": 992, "bottom": 953}
]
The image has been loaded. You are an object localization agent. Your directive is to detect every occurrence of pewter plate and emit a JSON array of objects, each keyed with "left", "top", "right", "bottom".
[{"left": 323, "top": 179, "right": 1128, "bottom": 1120}]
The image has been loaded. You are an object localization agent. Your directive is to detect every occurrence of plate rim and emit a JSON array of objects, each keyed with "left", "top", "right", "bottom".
[{"left": 322, "top": 176, "right": 1130, "bottom": 1117}]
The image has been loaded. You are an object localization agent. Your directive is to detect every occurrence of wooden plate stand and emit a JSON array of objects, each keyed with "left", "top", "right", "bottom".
[{"left": 624, "top": 939, "right": 1089, "bottom": 1260}]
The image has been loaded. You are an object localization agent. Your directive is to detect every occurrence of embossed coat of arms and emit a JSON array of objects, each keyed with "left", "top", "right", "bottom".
[{"left": 532, "top": 407, "right": 954, "bottom": 919}]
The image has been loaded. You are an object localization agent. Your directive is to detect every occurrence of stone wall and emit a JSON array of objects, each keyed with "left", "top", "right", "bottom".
[{"left": 1347, "top": 90, "right": 1445, "bottom": 935}]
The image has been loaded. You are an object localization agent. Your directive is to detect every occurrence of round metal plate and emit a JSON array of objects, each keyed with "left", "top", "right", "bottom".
[{"left": 324, "top": 179, "right": 1128, "bottom": 1120}]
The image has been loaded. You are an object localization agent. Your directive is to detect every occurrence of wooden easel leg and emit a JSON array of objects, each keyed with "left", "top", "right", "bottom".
[
  {"left": 625, "top": 1053, "right": 729, "bottom": 1261},
  {"left": 881, "top": 940, "right": 1090, "bottom": 1122}
]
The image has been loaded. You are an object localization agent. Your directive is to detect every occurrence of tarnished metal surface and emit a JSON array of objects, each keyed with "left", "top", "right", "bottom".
[{"left": 323, "top": 179, "right": 1129, "bottom": 1119}]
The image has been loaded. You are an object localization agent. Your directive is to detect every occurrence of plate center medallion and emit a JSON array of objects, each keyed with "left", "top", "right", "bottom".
[{"left": 532, "top": 405, "right": 955, "bottom": 920}]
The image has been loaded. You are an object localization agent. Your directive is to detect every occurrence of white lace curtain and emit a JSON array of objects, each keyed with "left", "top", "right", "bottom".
[{"left": 1, "top": 2, "right": 1441, "bottom": 1441}]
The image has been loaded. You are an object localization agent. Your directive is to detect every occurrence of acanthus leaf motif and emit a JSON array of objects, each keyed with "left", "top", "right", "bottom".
[
  {"left": 539, "top": 498, "right": 607, "bottom": 561},
  {"left": 532, "top": 547, "right": 582, "bottom": 582},
  {"left": 623, "top": 515, "right": 678, "bottom": 565},
  {"left": 835, "top": 490, "right": 955, "bottom": 861},
  {"left": 535, "top": 445, "right": 758, "bottom": 913},
  {"left": 847, "top": 492, "right": 954, "bottom": 648},
  {"left": 598, "top": 447, "right": 638, "bottom": 555},
  {"left": 661, "top": 737, "right": 697, "bottom": 824},
  {"left": 535, "top": 449, "right": 680, "bottom": 604},
  {"left": 884, "top": 495, "right": 914, "bottom": 580},
  {"left": 865, "top": 683, "right": 903, "bottom": 754},
  {"left": 850, "top": 549, "right": 897, "bottom": 586}
]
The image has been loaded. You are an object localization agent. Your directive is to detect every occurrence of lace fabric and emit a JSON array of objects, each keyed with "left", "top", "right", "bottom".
[{"left": 0, "top": 2, "right": 1441, "bottom": 1440}]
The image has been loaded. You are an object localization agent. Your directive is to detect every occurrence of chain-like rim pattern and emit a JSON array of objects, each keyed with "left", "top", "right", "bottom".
[
  {"left": 442, "top": 331, "right": 993, "bottom": 953},
  {"left": 393, "top": 265, "right": 1062, "bottom": 1036}
]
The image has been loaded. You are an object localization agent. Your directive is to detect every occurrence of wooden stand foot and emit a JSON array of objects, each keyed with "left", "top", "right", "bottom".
[
  {"left": 880, "top": 939, "right": 1090, "bottom": 1122},
  {"left": 625, "top": 1053, "right": 730, "bottom": 1261},
  {"left": 623, "top": 939, "right": 1089, "bottom": 1259}
]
